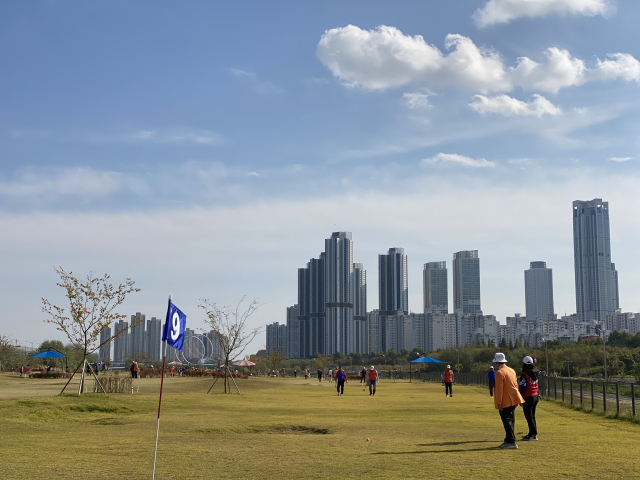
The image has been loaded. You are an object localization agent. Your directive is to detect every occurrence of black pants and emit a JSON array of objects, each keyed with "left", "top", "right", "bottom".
[
  {"left": 369, "top": 379, "right": 376, "bottom": 395},
  {"left": 523, "top": 395, "right": 539, "bottom": 436},
  {"left": 337, "top": 380, "right": 345, "bottom": 395},
  {"left": 489, "top": 381, "right": 495, "bottom": 396},
  {"left": 445, "top": 382, "right": 452, "bottom": 396},
  {"left": 499, "top": 405, "right": 517, "bottom": 444}
]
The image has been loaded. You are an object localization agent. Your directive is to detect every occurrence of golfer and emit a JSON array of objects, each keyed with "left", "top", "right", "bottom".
[
  {"left": 368, "top": 366, "right": 378, "bottom": 395},
  {"left": 336, "top": 366, "right": 347, "bottom": 396},
  {"left": 493, "top": 352, "right": 524, "bottom": 449},
  {"left": 317, "top": 368, "right": 323, "bottom": 382},
  {"left": 488, "top": 366, "right": 495, "bottom": 397},
  {"left": 442, "top": 365, "right": 454, "bottom": 397},
  {"left": 360, "top": 366, "right": 367, "bottom": 384},
  {"left": 328, "top": 368, "right": 333, "bottom": 383},
  {"left": 519, "top": 356, "right": 539, "bottom": 441}
]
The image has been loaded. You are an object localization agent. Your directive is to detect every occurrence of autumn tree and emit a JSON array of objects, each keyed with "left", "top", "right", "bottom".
[
  {"left": 314, "top": 353, "right": 331, "bottom": 372},
  {"left": 268, "top": 347, "right": 287, "bottom": 373},
  {"left": 42, "top": 267, "right": 140, "bottom": 393},
  {"left": 200, "top": 297, "right": 262, "bottom": 393}
]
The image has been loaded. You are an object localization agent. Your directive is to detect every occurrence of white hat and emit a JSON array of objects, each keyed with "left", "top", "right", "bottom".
[
  {"left": 489, "top": 366, "right": 494, "bottom": 369},
  {"left": 523, "top": 356, "right": 534, "bottom": 364},
  {"left": 446, "top": 364, "right": 451, "bottom": 368},
  {"left": 370, "top": 366, "right": 375, "bottom": 370},
  {"left": 492, "top": 352, "right": 507, "bottom": 363}
]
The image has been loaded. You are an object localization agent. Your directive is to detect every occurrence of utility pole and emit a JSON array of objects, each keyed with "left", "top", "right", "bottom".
[
  {"left": 543, "top": 338, "right": 549, "bottom": 376},
  {"left": 565, "top": 360, "right": 573, "bottom": 378}
]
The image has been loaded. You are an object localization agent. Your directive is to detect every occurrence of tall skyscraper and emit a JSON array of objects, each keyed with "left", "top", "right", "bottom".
[
  {"left": 424, "top": 261, "right": 448, "bottom": 313},
  {"left": 325, "top": 232, "right": 354, "bottom": 355},
  {"left": 146, "top": 317, "right": 162, "bottom": 361},
  {"left": 286, "top": 304, "right": 299, "bottom": 359},
  {"left": 378, "top": 248, "right": 408, "bottom": 314},
  {"left": 130, "top": 313, "right": 146, "bottom": 358},
  {"left": 453, "top": 250, "right": 481, "bottom": 315},
  {"left": 113, "top": 320, "right": 129, "bottom": 362},
  {"left": 573, "top": 199, "right": 619, "bottom": 323},
  {"left": 352, "top": 263, "right": 367, "bottom": 354},
  {"left": 99, "top": 327, "right": 111, "bottom": 362},
  {"left": 266, "top": 322, "right": 287, "bottom": 355},
  {"left": 297, "top": 253, "right": 325, "bottom": 358},
  {"left": 525, "top": 261, "right": 554, "bottom": 321}
]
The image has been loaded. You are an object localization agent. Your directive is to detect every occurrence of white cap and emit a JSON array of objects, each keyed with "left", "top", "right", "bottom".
[
  {"left": 492, "top": 352, "right": 507, "bottom": 363},
  {"left": 446, "top": 365, "right": 451, "bottom": 368},
  {"left": 370, "top": 366, "right": 375, "bottom": 370},
  {"left": 523, "top": 356, "right": 534, "bottom": 364},
  {"left": 489, "top": 366, "right": 494, "bottom": 369}
]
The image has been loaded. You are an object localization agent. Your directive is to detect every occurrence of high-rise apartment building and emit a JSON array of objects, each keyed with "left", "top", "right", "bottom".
[
  {"left": 99, "top": 327, "right": 111, "bottom": 362},
  {"left": 266, "top": 322, "right": 287, "bottom": 355},
  {"left": 113, "top": 320, "right": 129, "bottom": 362},
  {"left": 352, "top": 263, "right": 367, "bottom": 354},
  {"left": 525, "top": 261, "right": 554, "bottom": 321},
  {"left": 453, "top": 250, "right": 481, "bottom": 315},
  {"left": 423, "top": 261, "right": 448, "bottom": 313},
  {"left": 573, "top": 199, "right": 619, "bottom": 323},
  {"left": 325, "top": 232, "right": 354, "bottom": 355},
  {"left": 286, "top": 304, "right": 299, "bottom": 359},
  {"left": 130, "top": 313, "right": 146, "bottom": 359},
  {"left": 297, "top": 253, "right": 325, "bottom": 358},
  {"left": 146, "top": 317, "right": 162, "bottom": 361},
  {"left": 378, "top": 248, "right": 408, "bottom": 315}
]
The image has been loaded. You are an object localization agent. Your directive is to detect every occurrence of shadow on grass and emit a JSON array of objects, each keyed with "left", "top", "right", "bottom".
[
  {"left": 417, "top": 440, "right": 496, "bottom": 447},
  {"left": 374, "top": 446, "right": 499, "bottom": 455}
]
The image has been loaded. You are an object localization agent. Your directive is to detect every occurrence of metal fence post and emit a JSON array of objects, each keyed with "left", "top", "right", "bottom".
[
  {"left": 562, "top": 378, "right": 565, "bottom": 402},
  {"left": 632, "top": 383, "right": 636, "bottom": 417},
  {"left": 570, "top": 379, "right": 573, "bottom": 405},
  {"left": 591, "top": 381, "right": 594, "bottom": 410},
  {"left": 603, "top": 382, "right": 607, "bottom": 413},
  {"left": 554, "top": 378, "right": 557, "bottom": 399},
  {"left": 580, "top": 380, "right": 583, "bottom": 408},
  {"left": 615, "top": 382, "right": 619, "bottom": 415}
]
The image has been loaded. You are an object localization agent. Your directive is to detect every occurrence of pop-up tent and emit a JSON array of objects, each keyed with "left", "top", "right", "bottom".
[
  {"left": 232, "top": 359, "right": 256, "bottom": 367},
  {"left": 31, "top": 350, "right": 68, "bottom": 370},
  {"left": 410, "top": 356, "right": 444, "bottom": 364}
]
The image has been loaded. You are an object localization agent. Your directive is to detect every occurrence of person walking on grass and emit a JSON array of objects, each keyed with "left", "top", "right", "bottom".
[
  {"left": 368, "top": 366, "right": 378, "bottom": 395},
  {"left": 519, "top": 356, "right": 540, "bottom": 442},
  {"left": 488, "top": 366, "right": 496, "bottom": 398},
  {"left": 442, "top": 365, "right": 454, "bottom": 397},
  {"left": 304, "top": 369, "right": 308, "bottom": 380},
  {"left": 336, "top": 366, "right": 347, "bottom": 396},
  {"left": 317, "top": 368, "right": 323, "bottom": 382},
  {"left": 360, "top": 366, "right": 367, "bottom": 384},
  {"left": 170, "top": 366, "right": 175, "bottom": 377},
  {"left": 493, "top": 352, "right": 524, "bottom": 450},
  {"left": 328, "top": 368, "right": 333, "bottom": 383}
]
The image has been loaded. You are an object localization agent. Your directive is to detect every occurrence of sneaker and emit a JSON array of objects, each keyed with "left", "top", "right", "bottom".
[
  {"left": 500, "top": 442, "right": 518, "bottom": 449},
  {"left": 446, "top": 394, "right": 449, "bottom": 397},
  {"left": 521, "top": 436, "right": 538, "bottom": 441}
]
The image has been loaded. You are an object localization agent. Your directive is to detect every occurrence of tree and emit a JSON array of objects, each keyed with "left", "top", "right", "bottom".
[
  {"left": 41, "top": 267, "right": 140, "bottom": 393},
  {"left": 200, "top": 297, "right": 262, "bottom": 393},
  {"left": 268, "top": 347, "right": 287, "bottom": 373},
  {"left": 314, "top": 353, "right": 331, "bottom": 372}
]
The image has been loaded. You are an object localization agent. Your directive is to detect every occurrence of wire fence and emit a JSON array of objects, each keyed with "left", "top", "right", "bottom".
[{"left": 417, "top": 372, "right": 638, "bottom": 417}]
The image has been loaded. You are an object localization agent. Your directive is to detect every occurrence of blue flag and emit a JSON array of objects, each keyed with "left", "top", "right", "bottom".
[{"left": 162, "top": 301, "right": 187, "bottom": 352}]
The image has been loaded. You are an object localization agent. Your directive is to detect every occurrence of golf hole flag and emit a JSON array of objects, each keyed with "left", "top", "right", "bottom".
[{"left": 162, "top": 301, "right": 187, "bottom": 352}]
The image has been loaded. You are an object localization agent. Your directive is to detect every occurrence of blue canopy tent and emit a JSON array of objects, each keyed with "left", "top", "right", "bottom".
[
  {"left": 31, "top": 350, "right": 67, "bottom": 370},
  {"left": 409, "top": 356, "right": 444, "bottom": 382}
]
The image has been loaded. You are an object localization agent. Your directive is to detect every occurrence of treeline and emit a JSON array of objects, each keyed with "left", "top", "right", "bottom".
[
  {"left": 270, "top": 333, "right": 640, "bottom": 380},
  {"left": 0, "top": 338, "right": 98, "bottom": 371}
]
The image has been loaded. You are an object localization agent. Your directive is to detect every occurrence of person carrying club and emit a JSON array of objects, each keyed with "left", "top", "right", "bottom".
[
  {"left": 368, "top": 366, "right": 378, "bottom": 396},
  {"left": 442, "top": 364, "right": 454, "bottom": 397},
  {"left": 493, "top": 352, "right": 524, "bottom": 449},
  {"left": 360, "top": 366, "right": 367, "bottom": 384},
  {"left": 519, "top": 356, "right": 540, "bottom": 441},
  {"left": 488, "top": 366, "right": 495, "bottom": 397},
  {"left": 336, "top": 366, "right": 347, "bottom": 396}
]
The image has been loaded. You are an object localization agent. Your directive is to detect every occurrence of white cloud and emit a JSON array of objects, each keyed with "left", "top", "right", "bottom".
[
  {"left": 473, "top": 0, "right": 614, "bottom": 28},
  {"left": 607, "top": 156, "right": 633, "bottom": 162},
  {"left": 403, "top": 92, "right": 433, "bottom": 109},
  {"left": 421, "top": 152, "right": 496, "bottom": 168},
  {"left": 230, "top": 68, "right": 256, "bottom": 78},
  {"left": 0, "top": 167, "right": 148, "bottom": 199},
  {"left": 470, "top": 94, "right": 562, "bottom": 117},
  {"left": 247, "top": 171, "right": 261, "bottom": 177},
  {"left": 317, "top": 25, "right": 637, "bottom": 93},
  {"left": 132, "top": 129, "right": 223, "bottom": 145},
  {"left": 230, "top": 67, "right": 284, "bottom": 95}
]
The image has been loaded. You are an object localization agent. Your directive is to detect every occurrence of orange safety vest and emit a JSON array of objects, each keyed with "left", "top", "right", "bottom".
[{"left": 443, "top": 369, "right": 453, "bottom": 383}]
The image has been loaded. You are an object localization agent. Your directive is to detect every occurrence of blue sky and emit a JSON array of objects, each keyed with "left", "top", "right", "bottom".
[{"left": 2, "top": 1, "right": 640, "bottom": 353}]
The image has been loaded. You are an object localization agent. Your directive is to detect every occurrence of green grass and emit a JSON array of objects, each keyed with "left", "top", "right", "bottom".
[{"left": 0, "top": 373, "right": 638, "bottom": 479}]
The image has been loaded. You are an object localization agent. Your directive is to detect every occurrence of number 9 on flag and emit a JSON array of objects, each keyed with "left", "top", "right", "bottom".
[{"left": 162, "top": 301, "right": 187, "bottom": 352}]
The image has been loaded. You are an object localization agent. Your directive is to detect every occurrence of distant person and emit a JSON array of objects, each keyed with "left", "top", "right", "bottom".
[
  {"left": 133, "top": 361, "right": 139, "bottom": 379},
  {"left": 488, "top": 366, "right": 496, "bottom": 398},
  {"left": 19, "top": 365, "right": 23, "bottom": 377},
  {"left": 360, "top": 366, "right": 367, "bottom": 384},
  {"left": 442, "top": 365, "right": 454, "bottom": 397},
  {"left": 368, "top": 366, "right": 378, "bottom": 396},
  {"left": 317, "top": 368, "right": 323, "bottom": 382},
  {"left": 519, "top": 356, "right": 540, "bottom": 441},
  {"left": 493, "top": 352, "right": 524, "bottom": 449},
  {"left": 336, "top": 366, "right": 347, "bottom": 396},
  {"left": 328, "top": 368, "right": 333, "bottom": 383},
  {"left": 294, "top": 369, "right": 297, "bottom": 378},
  {"left": 130, "top": 362, "right": 136, "bottom": 378},
  {"left": 170, "top": 366, "right": 175, "bottom": 377},
  {"left": 304, "top": 369, "right": 308, "bottom": 380}
]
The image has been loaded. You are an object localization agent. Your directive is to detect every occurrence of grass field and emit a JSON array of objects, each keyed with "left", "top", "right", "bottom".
[{"left": 1, "top": 373, "right": 638, "bottom": 479}]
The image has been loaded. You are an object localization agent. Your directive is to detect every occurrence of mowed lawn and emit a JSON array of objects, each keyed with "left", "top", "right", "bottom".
[{"left": 1, "top": 373, "right": 638, "bottom": 479}]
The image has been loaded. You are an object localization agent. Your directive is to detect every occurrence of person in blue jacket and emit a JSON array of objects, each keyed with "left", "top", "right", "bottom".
[
  {"left": 336, "top": 366, "right": 347, "bottom": 396},
  {"left": 488, "top": 366, "right": 496, "bottom": 398}
]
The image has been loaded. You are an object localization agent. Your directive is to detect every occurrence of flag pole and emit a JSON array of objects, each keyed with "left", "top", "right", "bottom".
[{"left": 152, "top": 295, "right": 171, "bottom": 480}]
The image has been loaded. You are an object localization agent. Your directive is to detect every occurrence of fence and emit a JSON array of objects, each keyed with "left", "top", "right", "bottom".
[{"left": 419, "top": 372, "right": 638, "bottom": 417}]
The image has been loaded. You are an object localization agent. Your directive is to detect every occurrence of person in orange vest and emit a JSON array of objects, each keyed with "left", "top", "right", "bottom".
[
  {"left": 493, "top": 352, "right": 525, "bottom": 449},
  {"left": 442, "top": 365, "right": 454, "bottom": 397},
  {"left": 170, "top": 366, "right": 175, "bottom": 377},
  {"left": 368, "top": 366, "right": 378, "bottom": 395}
]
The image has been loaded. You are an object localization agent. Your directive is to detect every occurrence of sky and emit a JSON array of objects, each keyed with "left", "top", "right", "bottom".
[{"left": 2, "top": 0, "right": 640, "bottom": 355}]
